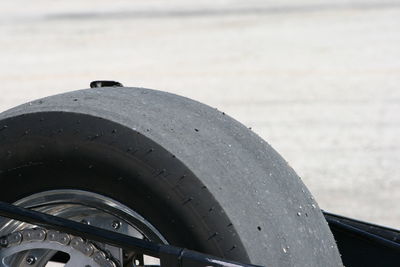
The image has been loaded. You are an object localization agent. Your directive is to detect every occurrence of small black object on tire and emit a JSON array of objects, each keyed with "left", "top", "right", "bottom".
[{"left": 90, "top": 80, "right": 123, "bottom": 88}]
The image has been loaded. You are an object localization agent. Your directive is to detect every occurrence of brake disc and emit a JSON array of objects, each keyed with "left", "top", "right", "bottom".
[
  {"left": 0, "top": 190, "right": 167, "bottom": 267},
  {"left": 0, "top": 227, "right": 115, "bottom": 267}
]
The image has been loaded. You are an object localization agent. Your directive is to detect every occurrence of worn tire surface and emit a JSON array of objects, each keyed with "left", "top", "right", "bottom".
[{"left": 0, "top": 87, "right": 342, "bottom": 266}]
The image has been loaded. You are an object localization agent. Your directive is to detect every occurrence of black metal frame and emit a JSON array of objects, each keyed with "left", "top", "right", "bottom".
[
  {"left": 324, "top": 211, "right": 400, "bottom": 267},
  {"left": 0, "top": 201, "right": 262, "bottom": 267}
]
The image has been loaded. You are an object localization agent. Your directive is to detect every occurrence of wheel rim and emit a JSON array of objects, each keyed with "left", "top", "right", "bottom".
[{"left": 0, "top": 189, "right": 167, "bottom": 266}]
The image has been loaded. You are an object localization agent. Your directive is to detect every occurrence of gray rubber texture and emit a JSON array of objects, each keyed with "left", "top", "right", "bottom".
[{"left": 0, "top": 87, "right": 342, "bottom": 266}]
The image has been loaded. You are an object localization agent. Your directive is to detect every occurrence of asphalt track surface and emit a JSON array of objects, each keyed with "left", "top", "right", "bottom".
[{"left": 0, "top": 1, "right": 399, "bottom": 231}]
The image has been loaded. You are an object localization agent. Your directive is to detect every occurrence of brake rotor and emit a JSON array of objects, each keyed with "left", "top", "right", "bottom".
[
  {"left": 0, "top": 190, "right": 167, "bottom": 266},
  {"left": 0, "top": 227, "right": 115, "bottom": 267}
]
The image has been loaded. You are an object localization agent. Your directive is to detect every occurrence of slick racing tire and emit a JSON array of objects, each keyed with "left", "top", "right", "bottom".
[{"left": 0, "top": 87, "right": 342, "bottom": 266}]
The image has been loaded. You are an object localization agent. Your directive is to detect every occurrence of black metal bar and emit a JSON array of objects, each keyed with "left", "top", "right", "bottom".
[
  {"left": 323, "top": 211, "right": 400, "bottom": 267},
  {"left": 323, "top": 211, "right": 400, "bottom": 244},
  {"left": 0, "top": 201, "right": 262, "bottom": 267}
]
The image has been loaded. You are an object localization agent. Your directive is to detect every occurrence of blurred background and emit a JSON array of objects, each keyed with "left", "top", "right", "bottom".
[{"left": 0, "top": 0, "right": 399, "bottom": 228}]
